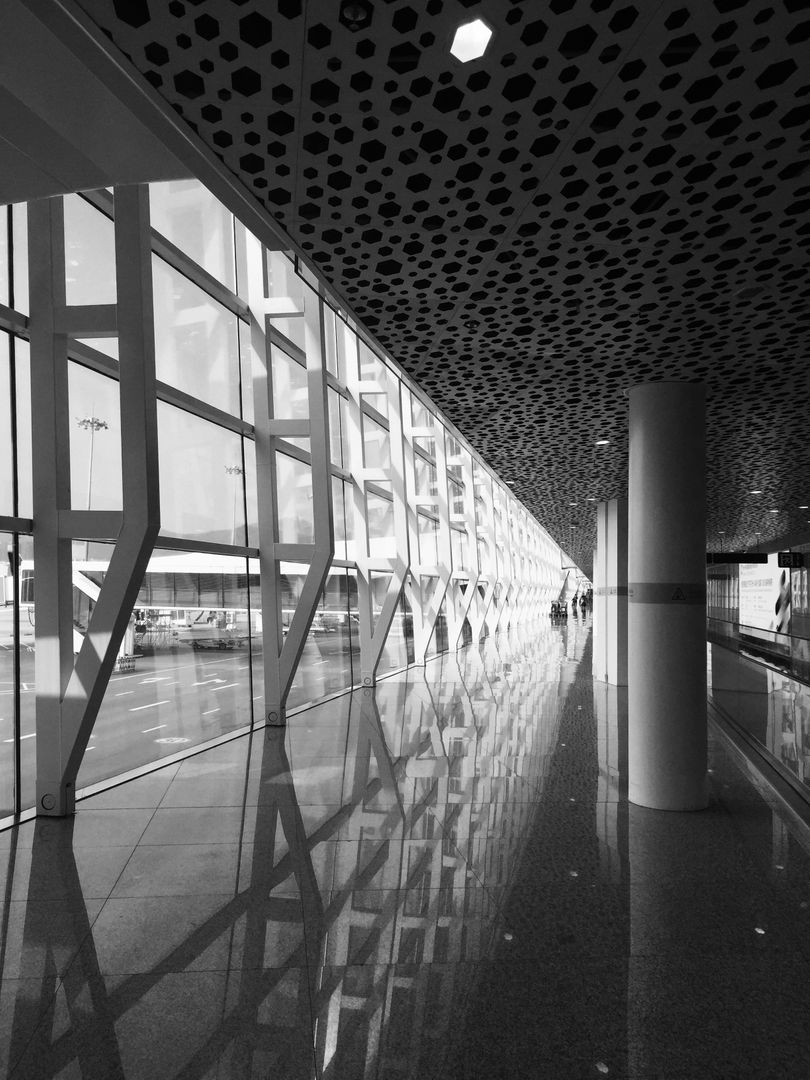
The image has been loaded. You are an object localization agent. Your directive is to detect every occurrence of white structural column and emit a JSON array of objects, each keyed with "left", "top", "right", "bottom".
[
  {"left": 31, "top": 185, "right": 160, "bottom": 815},
  {"left": 627, "top": 382, "right": 707, "bottom": 811},
  {"left": 593, "top": 498, "right": 628, "bottom": 685}
]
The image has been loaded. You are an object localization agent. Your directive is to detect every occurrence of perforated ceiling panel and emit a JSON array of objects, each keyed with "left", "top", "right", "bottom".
[{"left": 71, "top": 0, "right": 810, "bottom": 575}]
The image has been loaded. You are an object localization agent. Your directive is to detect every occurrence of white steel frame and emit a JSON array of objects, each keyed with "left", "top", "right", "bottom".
[
  {"left": 29, "top": 185, "right": 160, "bottom": 815},
  {"left": 5, "top": 179, "right": 566, "bottom": 817}
]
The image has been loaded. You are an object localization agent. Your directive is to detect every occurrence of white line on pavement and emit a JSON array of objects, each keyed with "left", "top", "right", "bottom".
[
  {"left": 115, "top": 691, "right": 135, "bottom": 696},
  {"left": 5, "top": 732, "right": 35, "bottom": 742},
  {"left": 211, "top": 683, "right": 239, "bottom": 692},
  {"left": 141, "top": 724, "right": 167, "bottom": 733},
  {"left": 129, "top": 700, "right": 170, "bottom": 712},
  {"left": 203, "top": 708, "right": 220, "bottom": 715},
  {"left": 140, "top": 676, "right": 175, "bottom": 684}
]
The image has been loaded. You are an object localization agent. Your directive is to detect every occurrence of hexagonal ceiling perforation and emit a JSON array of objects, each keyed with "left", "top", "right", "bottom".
[{"left": 73, "top": 0, "right": 810, "bottom": 576}]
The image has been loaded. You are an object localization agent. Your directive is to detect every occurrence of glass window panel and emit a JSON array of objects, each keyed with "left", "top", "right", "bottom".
[
  {"left": 14, "top": 341, "right": 31, "bottom": 519},
  {"left": 323, "top": 305, "right": 339, "bottom": 378},
  {"left": 328, "top": 387, "right": 344, "bottom": 467},
  {"left": 0, "top": 532, "right": 15, "bottom": 814},
  {"left": 363, "top": 414, "right": 390, "bottom": 472},
  {"left": 367, "top": 492, "right": 395, "bottom": 559},
  {"left": 276, "top": 453, "right": 313, "bottom": 544},
  {"left": 267, "top": 251, "right": 304, "bottom": 311},
  {"left": 0, "top": 208, "right": 8, "bottom": 306},
  {"left": 0, "top": 337, "right": 12, "bottom": 514},
  {"left": 152, "top": 255, "right": 241, "bottom": 415},
  {"left": 12, "top": 204, "right": 28, "bottom": 315},
  {"left": 158, "top": 403, "right": 246, "bottom": 543},
  {"left": 449, "top": 478, "right": 464, "bottom": 517},
  {"left": 414, "top": 454, "right": 437, "bottom": 498},
  {"left": 150, "top": 180, "right": 236, "bottom": 289},
  {"left": 75, "top": 337, "right": 119, "bottom": 360},
  {"left": 287, "top": 566, "right": 355, "bottom": 708},
  {"left": 377, "top": 587, "right": 412, "bottom": 675},
  {"left": 69, "top": 363, "right": 122, "bottom": 510},
  {"left": 362, "top": 392, "right": 388, "bottom": 420},
  {"left": 332, "top": 475, "right": 348, "bottom": 561},
  {"left": 244, "top": 437, "right": 258, "bottom": 548},
  {"left": 238, "top": 321, "right": 255, "bottom": 426},
  {"left": 77, "top": 546, "right": 253, "bottom": 790},
  {"left": 418, "top": 513, "right": 439, "bottom": 565},
  {"left": 358, "top": 341, "right": 386, "bottom": 382},
  {"left": 426, "top": 594, "right": 449, "bottom": 658},
  {"left": 63, "top": 194, "right": 116, "bottom": 306},
  {"left": 270, "top": 315, "right": 306, "bottom": 351},
  {"left": 337, "top": 319, "right": 356, "bottom": 381},
  {"left": 272, "top": 347, "right": 308, "bottom": 419},
  {"left": 451, "top": 528, "right": 470, "bottom": 571},
  {"left": 410, "top": 392, "right": 431, "bottom": 430}
]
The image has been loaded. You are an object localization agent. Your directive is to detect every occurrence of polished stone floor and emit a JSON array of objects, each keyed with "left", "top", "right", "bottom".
[{"left": 3, "top": 616, "right": 810, "bottom": 1078}]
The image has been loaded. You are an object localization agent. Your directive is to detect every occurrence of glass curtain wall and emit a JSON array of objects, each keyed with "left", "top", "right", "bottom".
[{"left": 0, "top": 180, "right": 565, "bottom": 817}]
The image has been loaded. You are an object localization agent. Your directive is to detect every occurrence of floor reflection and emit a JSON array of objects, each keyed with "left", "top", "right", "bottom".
[{"left": 3, "top": 616, "right": 810, "bottom": 1078}]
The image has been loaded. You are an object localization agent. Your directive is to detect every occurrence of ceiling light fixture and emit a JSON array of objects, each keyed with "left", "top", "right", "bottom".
[
  {"left": 800, "top": 505, "right": 809, "bottom": 509},
  {"left": 749, "top": 489, "right": 762, "bottom": 494},
  {"left": 450, "top": 18, "right": 493, "bottom": 62},
  {"left": 339, "top": 0, "right": 373, "bottom": 31},
  {"left": 768, "top": 509, "right": 779, "bottom": 513},
  {"left": 594, "top": 439, "right": 610, "bottom": 446}
]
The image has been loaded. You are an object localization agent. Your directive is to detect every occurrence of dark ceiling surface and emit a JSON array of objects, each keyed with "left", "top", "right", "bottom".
[{"left": 68, "top": 0, "right": 810, "bottom": 575}]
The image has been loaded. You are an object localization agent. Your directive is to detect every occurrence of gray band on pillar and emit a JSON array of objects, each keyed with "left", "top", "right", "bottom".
[
  {"left": 594, "top": 585, "right": 629, "bottom": 597},
  {"left": 628, "top": 582, "right": 706, "bottom": 604}
]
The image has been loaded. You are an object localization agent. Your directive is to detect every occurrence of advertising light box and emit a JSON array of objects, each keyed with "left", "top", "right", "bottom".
[{"left": 739, "top": 553, "right": 791, "bottom": 634}]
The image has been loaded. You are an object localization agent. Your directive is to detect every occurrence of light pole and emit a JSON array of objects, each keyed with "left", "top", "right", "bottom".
[
  {"left": 76, "top": 414, "right": 108, "bottom": 560},
  {"left": 225, "top": 464, "right": 244, "bottom": 545}
]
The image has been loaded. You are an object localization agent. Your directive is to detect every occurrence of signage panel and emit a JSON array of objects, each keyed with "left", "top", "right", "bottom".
[{"left": 739, "top": 553, "right": 791, "bottom": 634}]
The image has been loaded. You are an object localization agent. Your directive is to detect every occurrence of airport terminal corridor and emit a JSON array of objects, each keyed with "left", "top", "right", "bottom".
[{"left": 3, "top": 616, "right": 810, "bottom": 1079}]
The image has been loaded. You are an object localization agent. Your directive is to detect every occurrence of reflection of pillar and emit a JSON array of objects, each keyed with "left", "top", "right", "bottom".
[
  {"left": 593, "top": 680, "right": 627, "bottom": 882},
  {"left": 628, "top": 382, "right": 707, "bottom": 811},
  {"left": 593, "top": 498, "right": 628, "bottom": 685}
]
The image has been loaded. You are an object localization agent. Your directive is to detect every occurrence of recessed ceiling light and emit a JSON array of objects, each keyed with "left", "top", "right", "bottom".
[
  {"left": 800, "top": 505, "right": 809, "bottom": 509},
  {"left": 339, "top": 0, "right": 373, "bottom": 31},
  {"left": 586, "top": 496, "right": 596, "bottom": 501},
  {"left": 768, "top": 509, "right": 779, "bottom": 513},
  {"left": 569, "top": 502, "right": 578, "bottom": 506},
  {"left": 750, "top": 489, "right": 762, "bottom": 494},
  {"left": 450, "top": 18, "right": 492, "bottom": 62},
  {"left": 594, "top": 439, "right": 610, "bottom": 446}
]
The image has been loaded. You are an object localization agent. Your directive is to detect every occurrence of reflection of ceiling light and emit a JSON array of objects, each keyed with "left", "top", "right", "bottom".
[
  {"left": 450, "top": 18, "right": 492, "bottom": 62},
  {"left": 339, "top": 0, "right": 373, "bottom": 31}
]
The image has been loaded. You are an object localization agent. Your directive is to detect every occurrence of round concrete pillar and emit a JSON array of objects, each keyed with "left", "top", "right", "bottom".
[{"left": 628, "top": 382, "right": 708, "bottom": 811}]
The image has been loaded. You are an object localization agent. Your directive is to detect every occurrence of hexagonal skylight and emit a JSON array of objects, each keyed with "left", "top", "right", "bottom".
[{"left": 450, "top": 18, "right": 492, "bottom": 63}]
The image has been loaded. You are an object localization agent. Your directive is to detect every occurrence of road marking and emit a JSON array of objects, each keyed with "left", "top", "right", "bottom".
[
  {"left": 141, "top": 724, "right": 167, "bottom": 733},
  {"left": 203, "top": 708, "right": 220, "bottom": 715},
  {"left": 5, "top": 732, "right": 35, "bottom": 742},
  {"left": 115, "top": 691, "right": 135, "bottom": 697},
  {"left": 141, "top": 676, "right": 175, "bottom": 684},
  {"left": 211, "top": 682, "right": 239, "bottom": 692},
  {"left": 193, "top": 678, "right": 226, "bottom": 686},
  {"left": 129, "top": 700, "right": 170, "bottom": 712}
]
